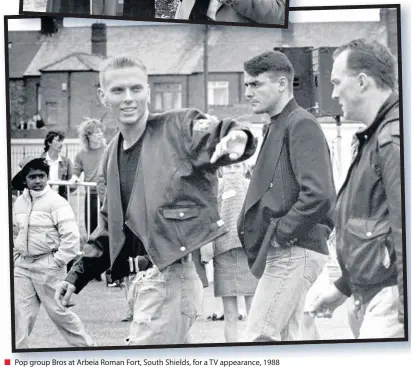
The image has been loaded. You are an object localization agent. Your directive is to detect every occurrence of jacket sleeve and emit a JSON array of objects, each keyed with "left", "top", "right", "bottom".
[
  {"left": 377, "top": 121, "right": 404, "bottom": 323},
  {"left": 181, "top": 109, "right": 257, "bottom": 171},
  {"left": 65, "top": 157, "right": 77, "bottom": 194},
  {"left": 271, "top": 116, "right": 336, "bottom": 247},
  {"left": 72, "top": 151, "right": 83, "bottom": 178},
  {"left": 220, "top": 0, "right": 285, "bottom": 24},
  {"left": 51, "top": 201, "right": 81, "bottom": 265},
  {"left": 65, "top": 151, "right": 111, "bottom": 293},
  {"left": 96, "top": 148, "right": 108, "bottom": 202}
]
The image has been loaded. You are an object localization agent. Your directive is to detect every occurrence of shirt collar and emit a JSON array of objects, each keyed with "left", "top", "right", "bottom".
[{"left": 45, "top": 152, "right": 62, "bottom": 163}]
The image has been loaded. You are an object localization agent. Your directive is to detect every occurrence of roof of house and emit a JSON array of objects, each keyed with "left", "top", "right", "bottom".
[
  {"left": 23, "top": 20, "right": 382, "bottom": 77},
  {"left": 8, "top": 31, "right": 45, "bottom": 78},
  {"left": 25, "top": 23, "right": 206, "bottom": 77},
  {"left": 40, "top": 52, "right": 104, "bottom": 72},
  {"left": 192, "top": 21, "right": 382, "bottom": 73}
]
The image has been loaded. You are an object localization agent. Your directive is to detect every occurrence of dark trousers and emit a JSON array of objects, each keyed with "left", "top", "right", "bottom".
[
  {"left": 189, "top": 0, "right": 210, "bottom": 21},
  {"left": 123, "top": 0, "right": 155, "bottom": 17}
]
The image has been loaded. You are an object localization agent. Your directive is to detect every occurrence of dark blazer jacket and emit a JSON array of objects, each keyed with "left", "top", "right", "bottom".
[
  {"left": 39, "top": 152, "right": 74, "bottom": 200},
  {"left": 66, "top": 109, "right": 257, "bottom": 292},
  {"left": 238, "top": 98, "right": 336, "bottom": 279}
]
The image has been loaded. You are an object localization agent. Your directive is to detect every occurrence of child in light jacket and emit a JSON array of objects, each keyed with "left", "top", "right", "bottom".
[{"left": 12, "top": 157, "right": 95, "bottom": 349}]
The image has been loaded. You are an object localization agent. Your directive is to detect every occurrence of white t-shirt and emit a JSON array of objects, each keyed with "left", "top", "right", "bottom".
[{"left": 45, "top": 152, "right": 62, "bottom": 192}]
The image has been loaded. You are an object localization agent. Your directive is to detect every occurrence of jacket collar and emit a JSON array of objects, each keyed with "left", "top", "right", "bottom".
[
  {"left": 23, "top": 184, "right": 51, "bottom": 200},
  {"left": 356, "top": 92, "right": 399, "bottom": 143},
  {"left": 269, "top": 97, "right": 299, "bottom": 128}
]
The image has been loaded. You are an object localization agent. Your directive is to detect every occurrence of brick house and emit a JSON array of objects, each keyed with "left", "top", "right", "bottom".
[
  {"left": 8, "top": 30, "right": 44, "bottom": 129},
  {"left": 8, "top": 8, "right": 398, "bottom": 136}
]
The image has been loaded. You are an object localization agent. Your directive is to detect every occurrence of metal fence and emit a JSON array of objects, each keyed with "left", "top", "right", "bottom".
[{"left": 10, "top": 139, "right": 82, "bottom": 179}]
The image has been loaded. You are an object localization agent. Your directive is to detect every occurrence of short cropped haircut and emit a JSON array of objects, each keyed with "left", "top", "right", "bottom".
[
  {"left": 244, "top": 51, "right": 295, "bottom": 87},
  {"left": 78, "top": 118, "right": 105, "bottom": 151},
  {"left": 333, "top": 39, "right": 397, "bottom": 90},
  {"left": 43, "top": 130, "right": 65, "bottom": 152},
  {"left": 22, "top": 158, "right": 50, "bottom": 178},
  {"left": 99, "top": 55, "right": 147, "bottom": 88}
]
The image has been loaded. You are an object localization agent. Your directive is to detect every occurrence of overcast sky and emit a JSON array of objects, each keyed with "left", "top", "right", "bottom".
[{"left": 7, "top": 8, "right": 382, "bottom": 31}]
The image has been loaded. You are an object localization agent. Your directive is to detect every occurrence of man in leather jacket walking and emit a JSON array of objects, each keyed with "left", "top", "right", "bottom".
[
  {"left": 309, "top": 39, "right": 405, "bottom": 339},
  {"left": 55, "top": 55, "right": 257, "bottom": 345}
]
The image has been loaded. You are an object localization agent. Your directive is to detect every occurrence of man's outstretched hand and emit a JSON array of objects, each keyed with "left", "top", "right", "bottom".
[
  {"left": 211, "top": 130, "right": 248, "bottom": 164},
  {"left": 308, "top": 284, "right": 347, "bottom": 319}
]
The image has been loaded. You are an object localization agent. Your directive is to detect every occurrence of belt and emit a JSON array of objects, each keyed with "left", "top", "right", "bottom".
[
  {"left": 128, "top": 253, "right": 193, "bottom": 273},
  {"left": 173, "top": 253, "right": 192, "bottom": 264}
]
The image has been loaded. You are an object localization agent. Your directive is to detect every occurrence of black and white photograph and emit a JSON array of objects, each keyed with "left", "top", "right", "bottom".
[
  {"left": 5, "top": 5, "right": 407, "bottom": 352},
  {"left": 20, "top": 0, "right": 289, "bottom": 26}
]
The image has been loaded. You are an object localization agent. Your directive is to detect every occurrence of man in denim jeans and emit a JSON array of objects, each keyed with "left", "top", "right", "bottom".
[
  {"left": 309, "top": 39, "right": 405, "bottom": 339},
  {"left": 237, "top": 51, "right": 336, "bottom": 341},
  {"left": 54, "top": 55, "right": 257, "bottom": 345}
]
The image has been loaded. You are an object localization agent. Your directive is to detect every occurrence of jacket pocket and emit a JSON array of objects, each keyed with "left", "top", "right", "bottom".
[
  {"left": 162, "top": 205, "right": 200, "bottom": 246},
  {"left": 344, "top": 218, "right": 392, "bottom": 286}
]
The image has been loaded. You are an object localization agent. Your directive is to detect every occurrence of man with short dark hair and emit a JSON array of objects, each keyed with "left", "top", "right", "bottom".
[
  {"left": 309, "top": 39, "right": 405, "bottom": 339},
  {"left": 40, "top": 131, "right": 74, "bottom": 199},
  {"left": 55, "top": 55, "right": 257, "bottom": 345},
  {"left": 238, "top": 51, "right": 336, "bottom": 341}
]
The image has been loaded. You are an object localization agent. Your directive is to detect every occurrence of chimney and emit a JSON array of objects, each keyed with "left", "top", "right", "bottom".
[
  {"left": 40, "top": 17, "right": 63, "bottom": 36},
  {"left": 91, "top": 23, "right": 107, "bottom": 57}
]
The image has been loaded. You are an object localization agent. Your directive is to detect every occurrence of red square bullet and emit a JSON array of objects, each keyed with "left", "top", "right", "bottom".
[{"left": 4, "top": 360, "right": 11, "bottom": 366}]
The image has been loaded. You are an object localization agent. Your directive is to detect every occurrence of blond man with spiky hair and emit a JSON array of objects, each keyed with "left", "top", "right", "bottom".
[{"left": 55, "top": 55, "right": 257, "bottom": 345}]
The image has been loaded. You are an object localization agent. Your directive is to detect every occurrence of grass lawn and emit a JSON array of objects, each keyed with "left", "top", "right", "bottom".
[
  {"left": 25, "top": 278, "right": 354, "bottom": 349},
  {"left": 21, "top": 194, "right": 354, "bottom": 348}
]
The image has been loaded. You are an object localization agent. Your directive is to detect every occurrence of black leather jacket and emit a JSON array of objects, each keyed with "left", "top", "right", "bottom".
[
  {"left": 66, "top": 109, "right": 257, "bottom": 292},
  {"left": 334, "top": 93, "right": 404, "bottom": 321}
]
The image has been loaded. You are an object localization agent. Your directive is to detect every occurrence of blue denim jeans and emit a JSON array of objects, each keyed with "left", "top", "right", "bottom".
[
  {"left": 350, "top": 286, "right": 405, "bottom": 339},
  {"left": 125, "top": 260, "right": 203, "bottom": 345},
  {"left": 14, "top": 254, "right": 95, "bottom": 349},
  {"left": 244, "top": 245, "right": 327, "bottom": 342}
]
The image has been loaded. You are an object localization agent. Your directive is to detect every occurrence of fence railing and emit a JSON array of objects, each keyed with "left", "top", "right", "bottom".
[{"left": 10, "top": 139, "right": 82, "bottom": 179}]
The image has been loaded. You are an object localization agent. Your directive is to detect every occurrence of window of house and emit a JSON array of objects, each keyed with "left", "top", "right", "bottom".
[
  {"left": 154, "top": 83, "right": 182, "bottom": 111},
  {"left": 208, "top": 81, "right": 229, "bottom": 106},
  {"left": 293, "top": 77, "right": 301, "bottom": 89}
]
